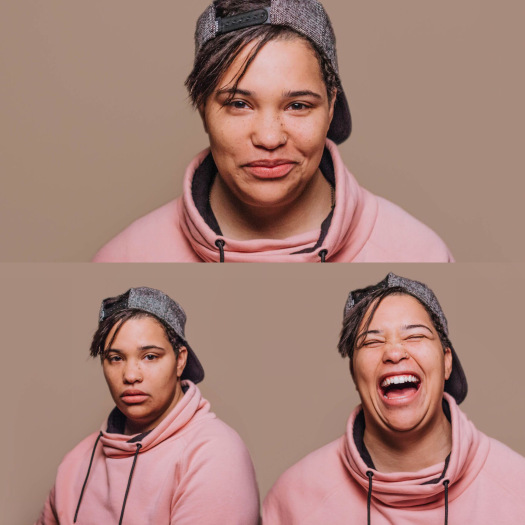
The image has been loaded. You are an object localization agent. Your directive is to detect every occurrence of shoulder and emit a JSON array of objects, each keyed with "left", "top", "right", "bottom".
[
  {"left": 91, "top": 199, "right": 198, "bottom": 262},
  {"left": 354, "top": 194, "right": 454, "bottom": 262},
  {"left": 181, "top": 416, "right": 254, "bottom": 469},
  {"left": 263, "top": 438, "right": 348, "bottom": 522},
  {"left": 480, "top": 437, "right": 525, "bottom": 495},
  {"left": 55, "top": 431, "right": 103, "bottom": 476}
]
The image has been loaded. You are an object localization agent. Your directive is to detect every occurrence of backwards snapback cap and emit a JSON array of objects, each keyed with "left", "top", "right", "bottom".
[
  {"left": 194, "top": 0, "right": 351, "bottom": 144},
  {"left": 344, "top": 273, "right": 468, "bottom": 404},
  {"left": 100, "top": 287, "right": 205, "bottom": 384}
]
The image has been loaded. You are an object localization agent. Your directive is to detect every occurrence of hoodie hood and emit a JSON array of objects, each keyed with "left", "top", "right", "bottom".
[
  {"left": 180, "top": 139, "right": 378, "bottom": 262},
  {"left": 342, "top": 393, "right": 491, "bottom": 509}
]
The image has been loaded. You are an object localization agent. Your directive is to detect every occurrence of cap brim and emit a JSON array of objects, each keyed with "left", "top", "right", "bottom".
[
  {"left": 181, "top": 343, "right": 205, "bottom": 384},
  {"left": 328, "top": 89, "right": 351, "bottom": 144}
]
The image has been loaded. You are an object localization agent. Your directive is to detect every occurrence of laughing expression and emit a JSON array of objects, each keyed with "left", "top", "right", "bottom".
[{"left": 352, "top": 294, "right": 452, "bottom": 435}]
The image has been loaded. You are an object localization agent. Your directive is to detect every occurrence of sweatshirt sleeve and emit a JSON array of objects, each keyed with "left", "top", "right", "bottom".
[
  {"left": 170, "top": 422, "right": 260, "bottom": 525},
  {"left": 34, "top": 485, "right": 59, "bottom": 525}
]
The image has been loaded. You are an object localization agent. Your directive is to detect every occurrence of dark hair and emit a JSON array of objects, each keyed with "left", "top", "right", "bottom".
[
  {"left": 338, "top": 288, "right": 451, "bottom": 372},
  {"left": 185, "top": 0, "right": 340, "bottom": 109},
  {"left": 90, "top": 309, "right": 185, "bottom": 360}
]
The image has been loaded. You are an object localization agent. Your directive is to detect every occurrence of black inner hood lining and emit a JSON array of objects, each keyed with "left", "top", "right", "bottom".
[
  {"left": 353, "top": 398, "right": 452, "bottom": 483},
  {"left": 191, "top": 148, "right": 336, "bottom": 253}
]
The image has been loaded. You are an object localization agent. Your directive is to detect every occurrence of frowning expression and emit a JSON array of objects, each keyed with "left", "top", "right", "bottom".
[
  {"left": 102, "top": 316, "right": 187, "bottom": 435},
  {"left": 201, "top": 37, "right": 335, "bottom": 208},
  {"left": 352, "top": 294, "right": 452, "bottom": 435}
]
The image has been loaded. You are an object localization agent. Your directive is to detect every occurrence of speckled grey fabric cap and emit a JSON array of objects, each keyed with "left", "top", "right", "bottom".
[
  {"left": 194, "top": 0, "right": 351, "bottom": 144},
  {"left": 100, "top": 287, "right": 204, "bottom": 384},
  {"left": 344, "top": 273, "right": 468, "bottom": 404}
]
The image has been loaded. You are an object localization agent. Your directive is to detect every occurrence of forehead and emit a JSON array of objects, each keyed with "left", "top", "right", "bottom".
[
  {"left": 363, "top": 294, "right": 433, "bottom": 330},
  {"left": 217, "top": 37, "right": 325, "bottom": 94},
  {"left": 106, "top": 315, "right": 168, "bottom": 347}
]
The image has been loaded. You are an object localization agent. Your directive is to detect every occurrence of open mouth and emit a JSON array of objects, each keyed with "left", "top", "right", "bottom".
[{"left": 380, "top": 375, "right": 421, "bottom": 400}]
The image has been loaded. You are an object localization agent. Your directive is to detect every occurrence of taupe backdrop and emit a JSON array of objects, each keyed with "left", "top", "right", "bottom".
[
  {"left": 1, "top": 263, "right": 524, "bottom": 524},
  {"left": 1, "top": 1, "right": 524, "bottom": 261}
]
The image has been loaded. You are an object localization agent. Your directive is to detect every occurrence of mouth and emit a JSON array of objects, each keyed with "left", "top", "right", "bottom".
[
  {"left": 243, "top": 160, "right": 297, "bottom": 180},
  {"left": 379, "top": 374, "right": 421, "bottom": 401},
  {"left": 120, "top": 390, "right": 149, "bottom": 404}
]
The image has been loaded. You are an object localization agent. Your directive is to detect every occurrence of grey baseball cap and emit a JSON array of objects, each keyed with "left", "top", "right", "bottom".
[
  {"left": 99, "top": 287, "right": 204, "bottom": 384},
  {"left": 344, "top": 273, "right": 468, "bottom": 404},
  {"left": 194, "top": 0, "right": 351, "bottom": 144}
]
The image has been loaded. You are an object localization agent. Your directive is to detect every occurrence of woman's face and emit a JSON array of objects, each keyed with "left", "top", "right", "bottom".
[
  {"left": 102, "top": 316, "right": 187, "bottom": 434},
  {"left": 352, "top": 294, "right": 452, "bottom": 436},
  {"left": 201, "top": 37, "right": 335, "bottom": 209}
]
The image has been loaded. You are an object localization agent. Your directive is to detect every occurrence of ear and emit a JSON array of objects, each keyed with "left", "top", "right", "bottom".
[
  {"left": 176, "top": 346, "right": 188, "bottom": 378},
  {"left": 328, "top": 89, "right": 337, "bottom": 124},
  {"left": 443, "top": 347, "right": 453, "bottom": 380},
  {"left": 198, "top": 104, "right": 209, "bottom": 134}
]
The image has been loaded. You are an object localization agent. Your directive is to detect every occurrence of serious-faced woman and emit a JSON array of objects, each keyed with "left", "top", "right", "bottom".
[
  {"left": 93, "top": 0, "right": 453, "bottom": 263},
  {"left": 36, "top": 287, "right": 259, "bottom": 525}
]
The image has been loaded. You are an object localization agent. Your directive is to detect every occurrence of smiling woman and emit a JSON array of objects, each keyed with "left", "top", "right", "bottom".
[
  {"left": 35, "top": 287, "right": 259, "bottom": 525},
  {"left": 263, "top": 273, "right": 525, "bottom": 524},
  {"left": 92, "top": 0, "right": 453, "bottom": 263}
]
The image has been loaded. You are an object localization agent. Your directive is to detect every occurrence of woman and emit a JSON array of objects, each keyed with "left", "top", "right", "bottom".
[
  {"left": 263, "top": 273, "right": 525, "bottom": 524},
  {"left": 36, "top": 287, "right": 259, "bottom": 525},
  {"left": 93, "top": 0, "right": 453, "bottom": 262}
]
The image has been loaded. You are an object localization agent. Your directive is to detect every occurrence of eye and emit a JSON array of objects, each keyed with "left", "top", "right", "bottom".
[
  {"left": 405, "top": 334, "right": 425, "bottom": 342},
  {"left": 287, "top": 102, "right": 310, "bottom": 111},
  {"left": 144, "top": 354, "right": 158, "bottom": 361},
  {"left": 361, "top": 339, "right": 383, "bottom": 348},
  {"left": 225, "top": 99, "right": 250, "bottom": 110},
  {"left": 106, "top": 354, "right": 122, "bottom": 363}
]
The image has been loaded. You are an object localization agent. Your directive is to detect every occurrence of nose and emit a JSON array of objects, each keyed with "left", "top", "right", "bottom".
[
  {"left": 123, "top": 360, "right": 143, "bottom": 384},
  {"left": 251, "top": 110, "right": 287, "bottom": 150},
  {"left": 382, "top": 341, "right": 409, "bottom": 364}
]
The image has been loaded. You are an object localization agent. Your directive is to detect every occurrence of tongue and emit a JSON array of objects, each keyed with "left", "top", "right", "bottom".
[{"left": 384, "top": 385, "right": 417, "bottom": 399}]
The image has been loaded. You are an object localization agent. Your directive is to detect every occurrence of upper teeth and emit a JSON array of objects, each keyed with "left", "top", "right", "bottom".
[{"left": 381, "top": 375, "right": 419, "bottom": 387}]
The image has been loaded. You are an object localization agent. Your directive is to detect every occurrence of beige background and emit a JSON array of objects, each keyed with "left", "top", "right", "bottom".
[
  {"left": 1, "top": 263, "right": 524, "bottom": 523},
  {"left": 1, "top": 0, "right": 524, "bottom": 262}
]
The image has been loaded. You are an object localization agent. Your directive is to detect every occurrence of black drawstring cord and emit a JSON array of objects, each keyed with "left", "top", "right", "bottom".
[
  {"left": 318, "top": 249, "right": 328, "bottom": 262},
  {"left": 118, "top": 443, "right": 142, "bottom": 525},
  {"left": 215, "top": 239, "right": 225, "bottom": 263},
  {"left": 443, "top": 479, "right": 449, "bottom": 525},
  {"left": 74, "top": 431, "right": 103, "bottom": 523},
  {"left": 366, "top": 471, "right": 374, "bottom": 525}
]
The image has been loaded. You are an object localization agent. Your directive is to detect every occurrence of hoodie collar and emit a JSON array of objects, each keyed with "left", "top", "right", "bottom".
[
  {"left": 180, "top": 139, "right": 376, "bottom": 262},
  {"left": 342, "top": 393, "right": 491, "bottom": 508},
  {"left": 100, "top": 380, "right": 212, "bottom": 458}
]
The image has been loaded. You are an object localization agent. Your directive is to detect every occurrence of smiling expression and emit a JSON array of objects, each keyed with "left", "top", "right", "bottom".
[
  {"left": 102, "top": 316, "right": 187, "bottom": 435},
  {"left": 352, "top": 294, "right": 452, "bottom": 435},
  {"left": 201, "top": 37, "right": 335, "bottom": 209}
]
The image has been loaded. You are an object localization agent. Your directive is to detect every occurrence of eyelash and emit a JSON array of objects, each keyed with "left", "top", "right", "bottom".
[
  {"left": 224, "top": 100, "right": 312, "bottom": 111},
  {"left": 106, "top": 354, "right": 159, "bottom": 362}
]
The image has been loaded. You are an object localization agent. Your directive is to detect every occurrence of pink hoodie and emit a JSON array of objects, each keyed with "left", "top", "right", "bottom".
[
  {"left": 36, "top": 381, "right": 259, "bottom": 525},
  {"left": 263, "top": 393, "right": 525, "bottom": 524},
  {"left": 93, "top": 140, "right": 453, "bottom": 262}
]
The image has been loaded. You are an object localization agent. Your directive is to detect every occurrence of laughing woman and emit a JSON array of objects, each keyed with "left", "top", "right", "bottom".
[
  {"left": 93, "top": 0, "right": 453, "bottom": 263},
  {"left": 263, "top": 274, "right": 525, "bottom": 524}
]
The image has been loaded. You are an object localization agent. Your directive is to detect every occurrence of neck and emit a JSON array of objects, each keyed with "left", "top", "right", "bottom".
[
  {"left": 209, "top": 169, "right": 333, "bottom": 240},
  {"left": 363, "top": 410, "right": 452, "bottom": 473}
]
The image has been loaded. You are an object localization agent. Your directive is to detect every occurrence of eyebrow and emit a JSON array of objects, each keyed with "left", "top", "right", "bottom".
[
  {"left": 215, "top": 88, "right": 323, "bottom": 99},
  {"left": 105, "top": 345, "right": 166, "bottom": 353},
  {"left": 215, "top": 87, "right": 252, "bottom": 98},
  {"left": 402, "top": 324, "right": 433, "bottom": 334}
]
